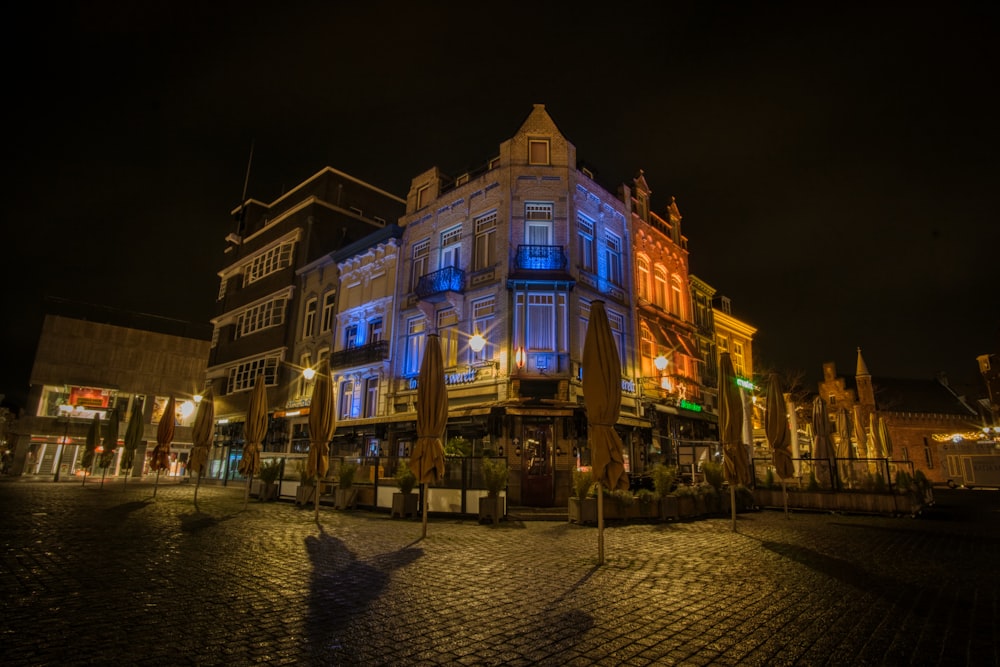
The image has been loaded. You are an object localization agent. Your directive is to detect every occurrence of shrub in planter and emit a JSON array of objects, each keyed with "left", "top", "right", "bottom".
[
  {"left": 258, "top": 459, "right": 281, "bottom": 501},
  {"left": 697, "top": 482, "right": 721, "bottom": 513},
  {"left": 572, "top": 468, "right": 595, "bottom": 500},
  {"left": 335, "top": 461, "right": 358, "bottom": 510},
  {"left": 701, "top": 461, "right": 724, "bottom": 492},
  {"left": 650, "top": 464, "right": 678, "bottom": 499},
  {"left": 391, "top": 461, "right": 418, "bottom": 518},
  {"left": 394, "top": 461, "right": 417, "bottom": 495},
  {"left": 764, "top": 467, "right": 775, "bottom": 490},
  {"left": 479, "top": 457, "right": 509, "bottom": 525}
]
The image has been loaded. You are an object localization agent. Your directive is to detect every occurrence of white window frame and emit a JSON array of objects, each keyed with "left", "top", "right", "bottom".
[
  {"left": 320, "top": 292, "right": 336, "bottom": 333},
  {"left": 474, "top": 211, "right": 497, "bottom": 270}
]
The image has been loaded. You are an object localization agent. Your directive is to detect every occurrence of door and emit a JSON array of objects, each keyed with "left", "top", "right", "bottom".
[{"left": 521, "top": 421, "right": 554, "bottom": 506}]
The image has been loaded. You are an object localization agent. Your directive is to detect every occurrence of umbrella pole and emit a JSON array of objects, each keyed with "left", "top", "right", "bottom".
[
  {"left": 314, "top": 483, "right": 321, "bottom": 520},
  {"left": 421, "top": 483, "right": 428, "bottom": 539},
  {"left": 730, "top": 486, "right": 737, "bottom": 532},
  {"left": 154, "top": 469, "right": 161, "bottom": 498},
  {"left": 243, "top": 474, "right": 252, "bottom": 509},
  {"left": 782, "top": 479, "right": 789, "bottom": 518},
  {"left": 194, "top": 471, "right": 202, "bottom": 507},
  {"left": 597, "top": 489, "right": 605, "bottom": 565}
]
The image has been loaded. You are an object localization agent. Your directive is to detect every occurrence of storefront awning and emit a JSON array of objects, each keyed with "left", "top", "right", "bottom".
[{"left": 658, "top": 325, "right": 700, "bottom": 360}]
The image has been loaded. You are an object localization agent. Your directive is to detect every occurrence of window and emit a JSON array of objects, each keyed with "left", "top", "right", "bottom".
[
  {"left": 320, "top": 292, "right": 336, "bottom": 333},
  {"left": 577, "top": 214, "right": 595, "bottom": 273},
  {"left": 363, "top": 377, "right": 379, "bottom": 418},
  {"left": 243, "top": 241, "right": 294, "bottom": 286},
  {"left": 404, "top": 317, "right": 426, "bottom": 376},
  {"left": 339, "top": 380, "right": 355, "bottom": 420},
  {"left": 416, "top": 183, "right": 431, "bottom": 209},
  {"left": 603, "top": 232, "right": 622, "bottom": 287},
  {"left": 236, "top": 297, "right": 286, "bottom": 337},
  {"left": 411, "top": 239, "right": 429, "bottom": 291},
  {"left": 608, "top": 309, "right": 625, "bottom": 369},
  {"left": 344, "top": 324, "right": 359, "bottom": 349},
  {"left": 525, "top": 203, "right": 553, "bottom": 246},
  {"left": 654, "top": 268, "right": 667, "bottom": 309},
  {"left": 636, "top": 257, "right": 650, "bottom": 301},
  {"left": 438, "top": 309, "right": 459, "bottom": 367},
  {"left": 733, "top": 342, "right": 746, "bottom": 377},
  {"left": 474, "top": 212, "right": 497, "bottom": 270},
  {"left": 527, "top": 294, "right": 555, "bottom": 351},
  {"left": 299, "top": 353, "right": 313, "bottom": 397},
  {"left": 640, "top": 324, "right": 655, "bottom": 376},
  {"left": 528, "top": 139, "right": 550, "bottom": 165},
  {"left": 303, "top": 298, "right": 317, "bottom": 338},
  {"left": 471, "top": 297, "right": 495, "bottom": 363},
  {"left": 367, "top": 317, "right": 382, "bottom": 343},
  {"left": 226, "top": 355, "right": 279, "bottom": 394},
  {"left": 440, "top": 226, "right": 461, "bottom": 270},
  {"left": 671, "top": 277, "right": 683, "bottom": 317}
]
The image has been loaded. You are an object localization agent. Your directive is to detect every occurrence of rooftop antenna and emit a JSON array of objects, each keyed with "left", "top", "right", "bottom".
[{"left": 236, "top": 140, "right": 254, "bottom": 235}]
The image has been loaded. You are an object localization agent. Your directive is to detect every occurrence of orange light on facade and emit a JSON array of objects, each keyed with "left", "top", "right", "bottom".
[{"left": 515, "top": 346, "right": 526, "bottom": 369}]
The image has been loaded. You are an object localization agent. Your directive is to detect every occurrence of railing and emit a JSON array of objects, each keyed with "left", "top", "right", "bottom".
[
  {"left": 243, "top": 455, "right": 507, "bottom": 516},
  {"left": 415, "top": 266, "right": 465, "bottom": 299},
  {"left": 328, "top": 340, "right": 388, "bottom": 370},
  {"left": 751, "top": 456, "right": 914, "bottom": 492},
  {"left": 515, "top": 245, "right": 567, "bottom": 271}
]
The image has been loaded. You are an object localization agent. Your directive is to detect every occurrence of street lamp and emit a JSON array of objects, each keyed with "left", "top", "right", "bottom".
[
  {"left": 469, "top": 331, "right": 486, "bottom": 353},
  {"left": 515, "top": 346, "right": 526, "bottom": 370}
]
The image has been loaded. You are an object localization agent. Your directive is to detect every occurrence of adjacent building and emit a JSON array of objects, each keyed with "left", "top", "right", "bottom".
[{"left": 205, "top": 167, "right": 406, "bottom": 479}]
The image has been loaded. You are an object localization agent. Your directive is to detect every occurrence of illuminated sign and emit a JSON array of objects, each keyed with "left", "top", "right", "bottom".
[
  {"left": 736, "top": 378, "right": 755, "bottom": 391},
  {"left": 679, "top": 399, "right": 703, "bottom": 412}
]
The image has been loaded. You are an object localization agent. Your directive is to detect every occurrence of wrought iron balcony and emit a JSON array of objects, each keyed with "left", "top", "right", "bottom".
[
  {"left": 415, "top": 266, "right": 465, "bottom": 300},
  {"left": 329, "top": 340, "right": 389, "bottom": 370},
  {"left": 515, "top": 245, "right": 567, "bottom": 271}
]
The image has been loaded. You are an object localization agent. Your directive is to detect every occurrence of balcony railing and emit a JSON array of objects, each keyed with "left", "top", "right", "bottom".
[
  {"left": 515, "top": 245, "right": 567, "bottom": 271},
  {"left": 415, "top": 266, "right": 465, "bottom": 300},
  {"left": 329, "top": 340, "right": 389, "bottom": 370}
]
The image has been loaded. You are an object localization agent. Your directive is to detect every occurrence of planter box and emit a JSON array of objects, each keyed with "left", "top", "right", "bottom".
[
  {"left": 660, "top": 496, "right": 680, "bottom": 520},
  {"left": 568, "top": 497, "right": 598, "bottom": 524},
  {"left": 676, "top": 495, "right": 697, "bottom": 517},
  {"left": 296, "top": 484, "right": 318, "bottom": 506},
  {"left": 478, "top": 495, "right": 505, "bottom": 524},
  {"left": 755, "top": 488, "right": 927, "bottom": 516},
  {"left": 335, "top": 487, "right": 358, "bottom": 510},
  {"left": 392, "top": 492, "right": 418, "bottom": 518}
]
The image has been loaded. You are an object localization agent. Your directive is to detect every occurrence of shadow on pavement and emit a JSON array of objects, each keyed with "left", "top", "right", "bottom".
[{"left": 304, "top": 525, "right": 423, "bottom": 659}]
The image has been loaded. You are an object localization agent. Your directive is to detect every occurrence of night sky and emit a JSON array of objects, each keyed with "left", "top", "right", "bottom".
[{"left": 4, "top": 2, "right": 998, "bottom": 410}]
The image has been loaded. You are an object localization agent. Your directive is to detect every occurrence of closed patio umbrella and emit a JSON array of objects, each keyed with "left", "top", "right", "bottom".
[
  {"left": 82, "top": 413, "right": 101, "bottom": 486},
  {"left": 239, "top": 374, "right": 269, "bottom": 509},
  {"left": 121, "top": 399, "right": 144, "bottom": 489},
  {"left": 307, "top": 364, "right": 336, "bottom": 519},
  {"left": 765, "top": 373, "right": 793, "bottom": 518},
  {"left": 150, "top": 396, "right": 175, "bottom": 498},
  {"left": 852, "top": 404, "right": 870, "bottom": 459},
  {"left": 583, "top": 300, "right": 628, "bottom": 563},
  {"left": 878, "top": 416, "right": 893, "bottom": 458},
  {"left": 412, "top": 333, "right": 448, "bottom": 538},
  {"left": 719, "top": 352, "right": 751, "bottom": 531},
  {"left": 98, "top": 407, "right": 119, "bottom": 489},
  {"left": 189, "top": 391, "right": 215, "bottom": 508},
  {"left": 811, "top": 397, "right": 835, "bottom": 488}
]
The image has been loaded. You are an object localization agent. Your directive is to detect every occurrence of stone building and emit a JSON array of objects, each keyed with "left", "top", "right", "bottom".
[{"left": 817, "top": 348, "right": 981, "bottom": 485}]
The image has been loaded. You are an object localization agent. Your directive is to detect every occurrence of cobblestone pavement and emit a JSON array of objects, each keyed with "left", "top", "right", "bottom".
[{"left": 1, "top": 478, "right": 997, "bottom": 667}]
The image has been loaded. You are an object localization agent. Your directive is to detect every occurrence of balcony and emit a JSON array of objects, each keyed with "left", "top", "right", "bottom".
[
  {"left": 515, "top": 245, "right": 567, "bottom": 271},
  {"left": 329, "top": 340, "right": 389, "bottom": 370},
  {"left": 415, "top": 266, "right": 465, "bottom": 301}
]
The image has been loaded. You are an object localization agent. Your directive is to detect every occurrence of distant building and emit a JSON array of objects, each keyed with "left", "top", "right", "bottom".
[
  {"left": 9, "top": 299, "right": 211, "bottom": 480},
  {"left": 816, "top": 348, "right": 981, "bottom": 485}
]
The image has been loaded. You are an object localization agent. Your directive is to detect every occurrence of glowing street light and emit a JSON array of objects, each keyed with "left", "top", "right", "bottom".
[{"left": 469, "top": 331, "right": 486, "bottom": 353}]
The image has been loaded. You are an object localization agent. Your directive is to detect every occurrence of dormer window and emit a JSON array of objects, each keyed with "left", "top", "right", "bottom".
[{"left": 528, "top": 139, "right": 550, "bottom": 165}]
